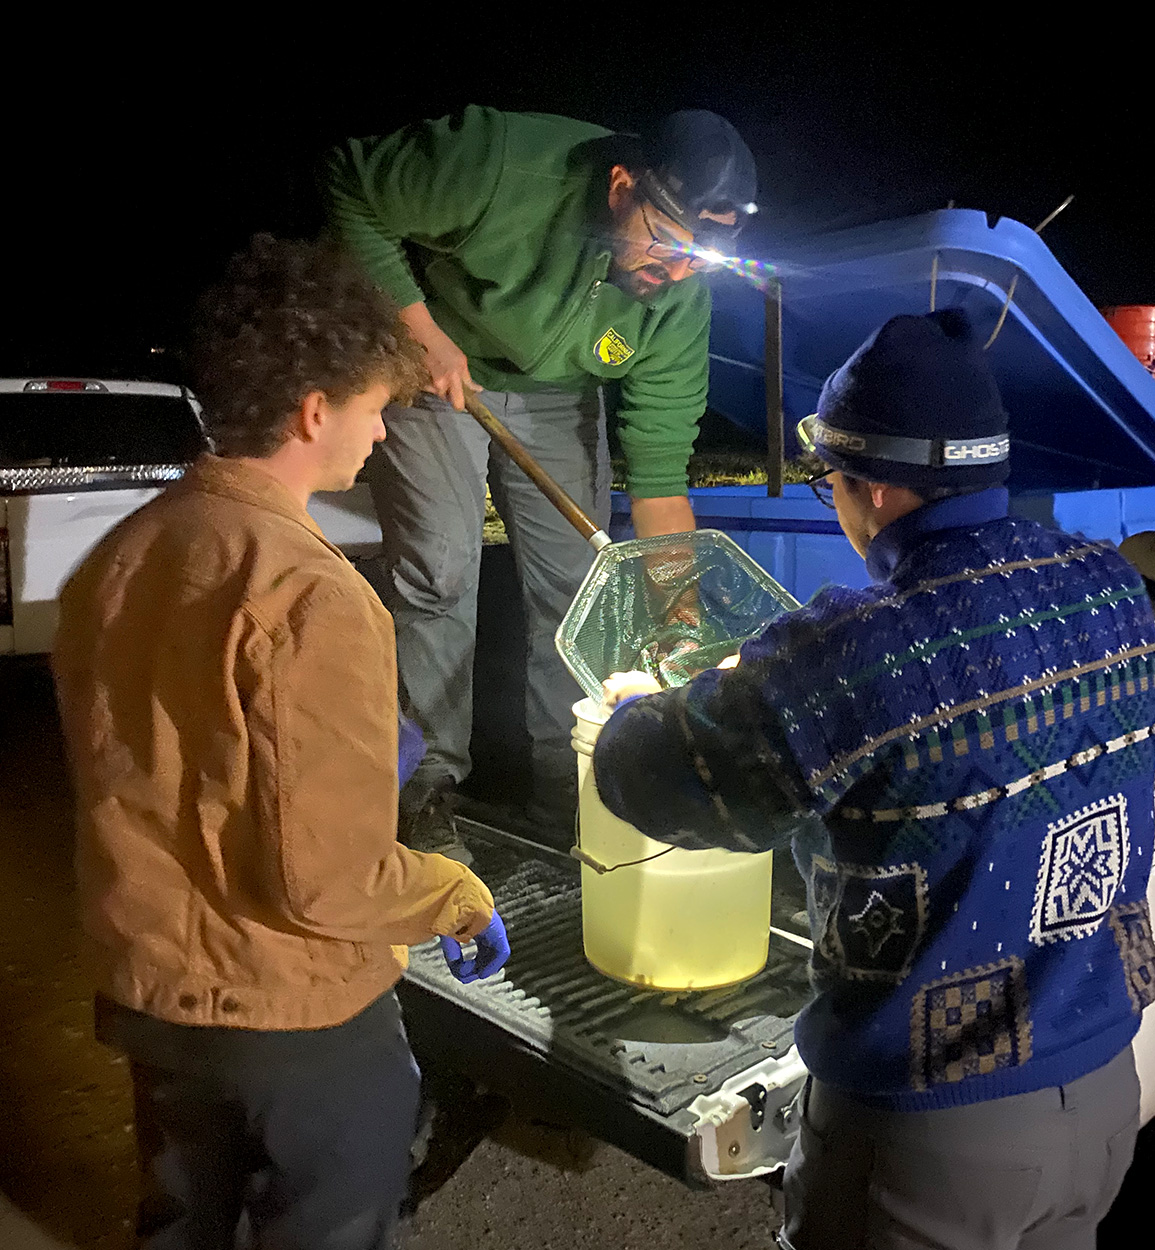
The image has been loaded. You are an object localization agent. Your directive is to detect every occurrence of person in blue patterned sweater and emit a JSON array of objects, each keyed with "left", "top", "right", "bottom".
[{"left": 593, "top": 308, "right": 1155, "bottom": 1249}]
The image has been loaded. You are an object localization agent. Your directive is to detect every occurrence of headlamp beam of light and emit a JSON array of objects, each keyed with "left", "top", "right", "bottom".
[
  {"left": 635, "top": 183, "right": 778, "bottom": 290},
  {"left": 667, "top": 239, "right": 780, "bottom": 293}
]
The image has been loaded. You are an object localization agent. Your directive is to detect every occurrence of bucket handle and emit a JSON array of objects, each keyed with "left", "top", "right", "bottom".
[
  {"left": 568, "top": 767, "right": 679, "bottom": 874},
  {"left": 569, "top": 842, "right": 678, "bottom": 875}
]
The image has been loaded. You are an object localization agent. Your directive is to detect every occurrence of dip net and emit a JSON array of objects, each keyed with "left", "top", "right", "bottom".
[{"left": 556, "top": 529, "right": 799, "bottom": 701}]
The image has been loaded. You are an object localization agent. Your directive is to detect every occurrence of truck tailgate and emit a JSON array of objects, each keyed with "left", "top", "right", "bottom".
[{"left": 399, "top": 817, "right": 813, "bottom": 1183}]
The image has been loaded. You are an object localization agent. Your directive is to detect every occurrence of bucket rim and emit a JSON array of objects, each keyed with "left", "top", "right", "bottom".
[{"left": 573, "top": 696, "right": 610, "bottom": 726}]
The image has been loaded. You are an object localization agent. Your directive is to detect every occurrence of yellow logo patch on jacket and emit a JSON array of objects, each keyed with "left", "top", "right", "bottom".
[{"left": 595, "top": 327, "right": 635, "bottom": 366}]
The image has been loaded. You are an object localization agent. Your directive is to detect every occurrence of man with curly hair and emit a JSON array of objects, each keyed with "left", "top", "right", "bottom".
[{"left": 52, "top": 234, "right": 509, "bottom": 1248}]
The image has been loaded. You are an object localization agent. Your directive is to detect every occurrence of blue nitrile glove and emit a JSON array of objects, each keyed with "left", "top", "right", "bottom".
[
  {"left": 398, "top": 713, "right": 427, "bottom": 789},
  {"left": 439, "top": 910, "right": 510, "bottom": 984}
]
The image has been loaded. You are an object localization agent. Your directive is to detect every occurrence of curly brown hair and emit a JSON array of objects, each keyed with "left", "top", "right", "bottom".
[{"left": 189, "top": 234, "right": 428, "bottom": 457}]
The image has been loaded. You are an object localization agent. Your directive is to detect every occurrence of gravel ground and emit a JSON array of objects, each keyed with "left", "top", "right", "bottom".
[
  {"left": 0, "top": 660, "right": 136, "bottom": 1249},
  {"left": 0, "top": 657, "right": 781, "bottom": 1249},
  {"left": 404, "top": 1123, "right": 778, "bottom": 1250}
]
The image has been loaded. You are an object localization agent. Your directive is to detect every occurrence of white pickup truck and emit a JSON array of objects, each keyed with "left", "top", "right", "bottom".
[{"left": 0, "top": 377, "right": 382, "bottom": 655}]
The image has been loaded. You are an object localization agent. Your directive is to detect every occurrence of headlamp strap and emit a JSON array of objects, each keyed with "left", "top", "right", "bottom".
[
  {"left": 808, "top": 417, "right": 1009, "bottom": 467},
  {"left": 636, "top": 169, "right": 742, "bottom": 247},
  {"left": 637, "top": 170, "right": 691, "bottom": 232}
]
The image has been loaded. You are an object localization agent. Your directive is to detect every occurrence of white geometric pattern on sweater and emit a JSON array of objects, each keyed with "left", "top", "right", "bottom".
[{"left": 1030, "top": 793, "right": 1130, "bottom": 945}]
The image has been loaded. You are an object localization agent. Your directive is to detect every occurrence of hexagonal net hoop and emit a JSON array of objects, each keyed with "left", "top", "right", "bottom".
[{"left": 556, "top": 529, "right": 799, "bottom": 701}]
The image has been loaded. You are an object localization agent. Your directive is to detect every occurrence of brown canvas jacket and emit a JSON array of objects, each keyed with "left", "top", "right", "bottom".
[{"left": 52, "top": 455, "right": 494, "bottom": 1031}]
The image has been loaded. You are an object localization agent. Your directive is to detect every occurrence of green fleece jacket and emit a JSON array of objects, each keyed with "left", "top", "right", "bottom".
[{"left": 323, "top": 105, "right": 711, "bottom": 499}]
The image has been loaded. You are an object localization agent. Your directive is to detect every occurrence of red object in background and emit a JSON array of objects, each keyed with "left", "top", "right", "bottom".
[{"left": 1101, "top": 305, "right": 1155, "bottom": 377}]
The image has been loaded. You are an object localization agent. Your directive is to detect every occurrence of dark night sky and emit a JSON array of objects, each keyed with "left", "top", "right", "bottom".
[{"left": 4, "top": 18, "right": 1150, "bottom": 377}]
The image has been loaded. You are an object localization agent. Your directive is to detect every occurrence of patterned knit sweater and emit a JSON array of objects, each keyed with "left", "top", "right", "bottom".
[{"left": 594, "top": 488, "right": 1155, "bottom": 1110}]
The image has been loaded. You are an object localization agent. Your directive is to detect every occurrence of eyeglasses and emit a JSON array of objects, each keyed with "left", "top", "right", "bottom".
[
  {"left": 806, "top": 468, "right": 837, "bottom": 509},
  {"left": 639, "top": 201, "right": 724, "bottom": 273}
]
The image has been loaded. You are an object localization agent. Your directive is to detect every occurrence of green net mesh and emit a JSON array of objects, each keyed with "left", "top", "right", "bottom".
[{"left": 556, "top": 530, "right": 799, "bottom": 701}]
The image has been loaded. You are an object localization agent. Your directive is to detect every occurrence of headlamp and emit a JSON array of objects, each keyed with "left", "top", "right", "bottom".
[
  {"left": 636, "top": 169, "right": 747, "bottom": 253},
  {"left": 797, "top": 414, "right": 1009, "bottom": 468}
]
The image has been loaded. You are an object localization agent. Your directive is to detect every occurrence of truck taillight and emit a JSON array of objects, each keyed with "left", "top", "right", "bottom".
[{"left": 22, "top": 379, "right": 107, "bottom": 393}]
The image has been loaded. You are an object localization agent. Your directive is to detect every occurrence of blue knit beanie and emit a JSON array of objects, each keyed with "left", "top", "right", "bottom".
[{"left": 805, "top": 308, "right": 1010, "bottom": 492}]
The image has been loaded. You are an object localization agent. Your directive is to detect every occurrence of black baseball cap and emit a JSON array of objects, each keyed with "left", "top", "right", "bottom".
[{"left": 638, "top": 111, "right": 758, "bottom": 253}]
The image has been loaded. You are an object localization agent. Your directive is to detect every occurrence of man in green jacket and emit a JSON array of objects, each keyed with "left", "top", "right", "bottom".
[{"left": 324, "top": 105, "right": 758, "bottom": 851}]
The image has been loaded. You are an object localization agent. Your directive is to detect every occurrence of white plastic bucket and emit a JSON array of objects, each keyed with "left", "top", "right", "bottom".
[{"left": 572, "top": 697, "right": 773, "bottom": 990}]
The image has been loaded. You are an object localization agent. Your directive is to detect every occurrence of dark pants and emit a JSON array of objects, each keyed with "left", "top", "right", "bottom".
[
  {"left": 129, "top": 998, "right": 421, "bottom": 1250},
  {"left": 780, "top": 1047, "right": 1140, "bottom": 1250}
]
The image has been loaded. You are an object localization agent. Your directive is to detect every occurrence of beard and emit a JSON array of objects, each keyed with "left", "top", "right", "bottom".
[{"left": 609, "top": 261, "right": 674, "bottom": 301}]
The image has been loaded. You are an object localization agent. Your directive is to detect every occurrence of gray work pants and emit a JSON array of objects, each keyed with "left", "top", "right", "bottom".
[
  {"left": 780, "top": 1046, "right": 1140, "bottom": 1250},
  {"left": 364, "top": 387, "right": 611, "bottom": 794}
]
